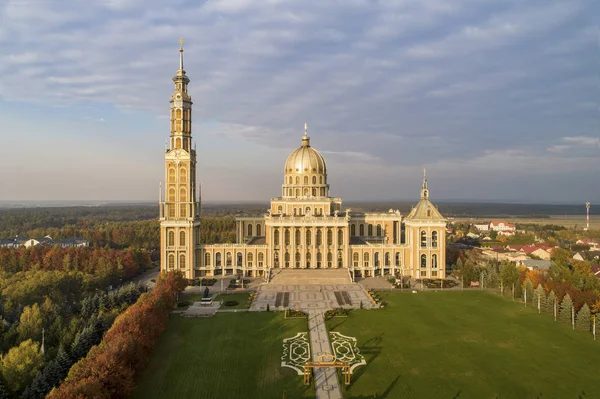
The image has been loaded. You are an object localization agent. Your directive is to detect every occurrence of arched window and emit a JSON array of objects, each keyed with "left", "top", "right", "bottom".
[
  {"left": 168, "top": 230, "right": 175, "bottom": 246},
  {"left": 168, "top": 168, "right": 176, "bottom": 182},
  {"left": 374, "top": 252, "right": 380, "bottom": 267},
  {"left": 359, "top": 224, "right": 365, "bottom": 236},
  {"left": 327, "top": 229, "right": 333, "bottom": 245},
  {"left": 304, "top": 176, "right": 308, "bottom": 184},
  {"left": 421, "top": 231, "right": 427, "bottom": 248},
  {"left": 285, "top": 252, "right": 290, "bottom": 268},
  {"left": 432, "top": 254, "right": 438, "bottom": 269},
  {"left": 296, "top": 189, "right": 300, "bottom": 196},
  {"left": 168, "top": 188, "right": 175, "bottom": 202},
  {"left": 320, "top": 188, "right": 325, "bottom": 196},
  {"left": 226, "top": 252, "right": 232, "bottom": 266},
  {"left": 274, "top": 229, "right": 280, "bottom": 245},
  {"left": 377, "top": 224, "right": 382, "bottom": 236},
  {"left": 353, "top": 252, "right": 359, "bottom": 267},
  {"left": 427, "top": 209, "right": 431, "bottom": 217},
  {"left": 306, "top": 229, "right": 312, "bottom": 245},
  {"left": 180, "top": 203, "right": 187, "bottom": 218},
  {"left": 205, "top": 252, "right": 211, "bottom": 267},
  {"left": 256, "top": 224, "right": 262, "bottom": 236},
  {"left": 216, "top": 252, "right": 222, "bottom": 267},
  {"left": 258, "top": 252, "right": 264, "bottom": 267},
  {"left": 432, "top": 231, "right": 438, "bottom": 248},
  {"left": 312, "top": 188, "right": 316, "bottom": 196},
  {"left": 179, "top": 231, "right": 185, "bottom": 246},
  {"left": 296, "top": 176, "right": 300, "bottom": 184},
  {"left": 306, "top": 252, "right": 311, "bottom": 268},
  {"left": 327, "top": 252, "right": 333, "bottom": 268},
  {"left": 421, "top": 254, "right": 427, "bottom": 268},
  {"left": 351, "top": 225, "right": 356, "bottom": 236},
  {"left": 175, "top": 137, "right": 181, "bottom": 149},
  {"left": 288, "top": 176, "right": 292, "bottom": 184},
  {"left": 179, "top": 167, "right": 187, "bottom": 183},
  {"left": 337, "top": 251, "right": 343, "bottom": 268},
  {"left": 317, "top": 252, "right": 322, "bottom": 268},
  {"left": 363, "top": 253, "right": 369, "bottom": 267},
  {"left": 274, "top": 251, "right": 279, "bottom": 267},
  {"left": 179, "top": 254, "right": 185, "bottom": 268},
  {"left": 306, "top": 206, "right": 311, "bottom": 214},
  {"left": 168, "top": 254, "right": 175, "bottom": 268},
  {"left": 295, "top": 229, "right": 301, "bottom": 245},
  {"left": 395, "top": 253, "right": 400, "bottom": 266},
  {"left": 312, "top": 176, "right": 316, "bottom": 184},
  {"left": 285, "top": 229, "right": 290, "bottom": 245},
  {"left": 295, "top": 252, "right": 300, "bottom": 268},
  {"left": 338, "top": 230, "right": 343, "bottom": 245},
  {"left": 237, "top": 252, "right": 242, "bottom": 267},
  {"left": 320, "top": 176, "right": 323, "bottom": 184},
  {"left": 277, "top": 205, "right": 283, "bottom": 214},
  {"left": 247, "top": 224, "right": 253, "bottom": 237},
  {"left": 317, "top": 230, "right": 323, "bottom": 246},
  {"left": 180, "top": 187, "right": 186, "bottom": 201},
  {"left": 368, "top": 224, "right": 373, "bottom": 236}
]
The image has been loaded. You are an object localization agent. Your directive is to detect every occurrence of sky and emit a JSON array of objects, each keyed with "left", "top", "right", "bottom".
[{"left": 0, "top": 0, "right": 598, "bottom": 204}]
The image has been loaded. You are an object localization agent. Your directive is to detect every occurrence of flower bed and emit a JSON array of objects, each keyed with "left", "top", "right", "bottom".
[
  {"left": 421, "top": 279, "right": 458, "bottom": 289},
  {"left": 223, "top": 300, "right": 239, "bottom": 307},
  {"left": 325, "top": 308, "right": 351, "bottom": 319},
  {"left": 285, "top": 309, "right": 308, "bottom": 318}
]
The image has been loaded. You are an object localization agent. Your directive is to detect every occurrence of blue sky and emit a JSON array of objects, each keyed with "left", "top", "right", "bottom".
[{"left": 0, "top": 0, "right": 598, "bottom": 203}]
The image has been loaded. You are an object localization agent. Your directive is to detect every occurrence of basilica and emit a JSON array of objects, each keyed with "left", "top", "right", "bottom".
[{"left": 159, "top": 42, "right": 446, "bottom": 280}]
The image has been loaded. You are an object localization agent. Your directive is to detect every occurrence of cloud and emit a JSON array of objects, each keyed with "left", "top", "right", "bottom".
[{"left": 0, "top": 0, "right": 597, "bottom": 201}]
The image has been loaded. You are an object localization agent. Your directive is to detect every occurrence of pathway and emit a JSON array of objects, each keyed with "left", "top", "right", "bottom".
[{"left": 308, "top": 310, "right": 343, "bottom": 399}]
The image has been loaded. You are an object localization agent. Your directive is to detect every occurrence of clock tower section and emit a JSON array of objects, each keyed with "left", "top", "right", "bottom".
[{"left": 159, "top": 39, "right": 200, "bottom": 279}]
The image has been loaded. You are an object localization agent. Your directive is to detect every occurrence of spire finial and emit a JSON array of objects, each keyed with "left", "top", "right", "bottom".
[
  {"left": 421, "top": 168, "right": 429, "bottom": 199},
  {"left": 179, "top": 38, "right": 184, "bottom": 70},
  {"left": 301, "top": 123, "right": 310, "bottom": 147},
  {"left": 423, "top": 168, "right": 426, "bottom": 179}
]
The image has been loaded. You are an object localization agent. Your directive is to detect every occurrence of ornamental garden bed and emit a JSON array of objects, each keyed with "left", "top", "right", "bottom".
[
  {"left": 421, "top": 279, "right": 458, "bottom": 289},
  {"left": 285, "top": 309, "right": 308, "bottom": 319},
  {"left": 325, "top": 308, "right": 351, "bottom": 319}
]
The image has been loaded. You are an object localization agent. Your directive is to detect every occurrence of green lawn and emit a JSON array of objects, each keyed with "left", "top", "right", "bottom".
[
  {"left": 327, "top": 291, "right": 598, "bottom": 399},
  {"left": 133, "top": 312, "right": 313, "bottom": 399},
  {"left": 215, "top": 292, "right": 252, "bottom": 309}
]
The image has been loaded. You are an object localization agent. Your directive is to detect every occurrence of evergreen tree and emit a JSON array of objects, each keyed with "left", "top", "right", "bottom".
[
  {"left": 534, "top": 284, "right": 546, "bottom": 311},
  {"left": 576, "top": 303, "right": 591, "bottom": 331},
  {"left": 54, "top": 346, "right": 72, "bottom": 376},
  {"left": 545, "top": 290, "right": 557, "bottom": 314},
  {"left": 0, "top": 376, "right": 10, "bottom": 399},
  {"left": 559, "top": 293, "right": 574, "bottom": 323},
  {"left": 523, "top": 278, "right": 534, "bottom": 304}
]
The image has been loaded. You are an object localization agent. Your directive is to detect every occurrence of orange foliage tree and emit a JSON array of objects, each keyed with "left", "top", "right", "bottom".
[{"left": 47, "top": 272, "right": 186, "bottom": 399}]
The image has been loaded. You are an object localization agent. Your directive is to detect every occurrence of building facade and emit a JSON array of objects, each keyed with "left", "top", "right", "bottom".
[{"left": 160, "top": 44, "right": 446, "bottom": 280}]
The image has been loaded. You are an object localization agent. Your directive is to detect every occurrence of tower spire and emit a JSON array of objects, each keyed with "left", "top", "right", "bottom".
[
  {"left": 421, "top": 168, "right": 429, "bottom": 199},
  {"left": 179, "top": 38, "right": 184, "bottom": 71}
]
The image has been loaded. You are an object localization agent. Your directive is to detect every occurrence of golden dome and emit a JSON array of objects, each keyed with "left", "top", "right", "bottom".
[
  {"left": 284, "top": 135, "right": 326, "bottom": 175},
  {"left": 281, "top": 126, "right": 330, "bottom": 199}
]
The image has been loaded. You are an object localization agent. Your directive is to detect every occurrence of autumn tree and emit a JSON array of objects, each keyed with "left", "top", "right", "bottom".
[
  {"left": 545, "top": 290, "right": 557, "bottom": 315},
  {"left": 534, "top": 284, "right": 546, "bottom": 311},
  {"left": 17, "top": 304, "right": 43, "bottom": 342},
  {"left": 523, "top": 278, "right": 534, "bottom": 304}
]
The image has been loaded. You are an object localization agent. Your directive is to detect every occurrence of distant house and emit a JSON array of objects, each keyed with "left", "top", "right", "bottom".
[
  {"left": 490, "top": 221, "right": 516, "bottom": 236},
  {"left": 0, "top": 236, "right": 88, "bottom": 249},
  {"left": 517, "top": 259, "right": 552, "bottom": 271},
  {"left": 576, "top": 239, "right": 600, "bottom": 251},
  {"left": 474, "top": 224, "right": 489, "bottom": 232},
  {"left": 507, "top": 244, "right": 554, "bottom": 260},
  {"left": 481, "top": 247, "right": 528, "bottom": 262},
  {"left": 466, "top": 232, "right": 480, "bottom": 239},
  {"left": 591, "top": 266, "right": 600, "bottom": 279},
  {"left": 573, "top": 252, "right": 585, "bottom": 261}
]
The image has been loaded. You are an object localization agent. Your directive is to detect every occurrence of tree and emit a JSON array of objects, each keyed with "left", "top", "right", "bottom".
[
  {"left": 545, "top": 290, "right": 557, "bottom": 314},
  {"left": 500, "top": 261, "right": 518, "bottom": 293},
  {"left": 17, "top": 303, "right": 43, "bottom": 342},
  {"left": 559, "top": 293, "right": 574, "bottom": 324},
  {"left": 534, "top": 284, "right": 546, "bottom": 311},
  {"left": 576, "top": 303, "right": 591, "bottom": 331},
  {"left": 0, "top": 339, "right": 44, "bottom": 394},
  {"left": 523, "top": 278, "right": 534, "bottom": 304}
]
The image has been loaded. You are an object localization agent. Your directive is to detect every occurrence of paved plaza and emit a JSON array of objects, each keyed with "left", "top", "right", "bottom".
[{"left": 251, "top": 269, "right": 375, "bottom": 311}]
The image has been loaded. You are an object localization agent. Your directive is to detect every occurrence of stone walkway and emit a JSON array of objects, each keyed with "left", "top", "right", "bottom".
[{"left": 308, "top": 310, "right": 343, "bottom": 399}]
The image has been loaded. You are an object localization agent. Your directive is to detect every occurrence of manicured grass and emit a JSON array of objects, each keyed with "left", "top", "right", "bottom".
[
  {"left": 327, "top": 291, "right": 598, "bottom": 399},
  {"left": 215, "top": 292, "right": 252, "bottom": 309},
  {"left": 133, "top": 313, "right": 313, "bottom": 399}
]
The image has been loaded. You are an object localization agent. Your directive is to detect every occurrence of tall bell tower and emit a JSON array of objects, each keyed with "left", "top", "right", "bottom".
[{"left": 159, "top": 39, "right": 200, "bottom": 279}]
